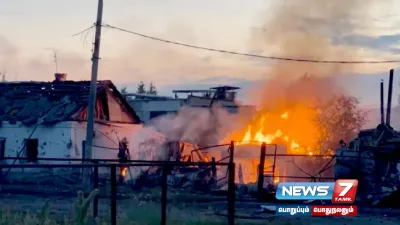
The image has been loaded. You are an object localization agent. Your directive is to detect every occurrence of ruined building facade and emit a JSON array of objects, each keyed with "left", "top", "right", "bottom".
[{"left": 0, "top": 76, "right": 142, "bottom": 175}]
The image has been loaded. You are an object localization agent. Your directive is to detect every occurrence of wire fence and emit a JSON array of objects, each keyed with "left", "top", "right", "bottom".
[
  {"left": 1, "top": 141, "right": 398, "bottom": 223},
  {"left": 0, "top": 160, "right": 235, "bottom": 225}
]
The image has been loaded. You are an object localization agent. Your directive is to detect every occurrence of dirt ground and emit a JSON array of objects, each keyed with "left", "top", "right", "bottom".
[{"left": 1, "top": 194, "right": 400, "bottom": 225}]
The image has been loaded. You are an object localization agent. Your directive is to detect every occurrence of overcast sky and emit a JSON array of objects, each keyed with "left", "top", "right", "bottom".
[{"left": 1, "top": 0, "right": 400, "bottom": 107}]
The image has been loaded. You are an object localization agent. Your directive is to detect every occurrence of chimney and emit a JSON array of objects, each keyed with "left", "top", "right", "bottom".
[{"left": 54, "top": 73, "right": 67, "bottom": 82}]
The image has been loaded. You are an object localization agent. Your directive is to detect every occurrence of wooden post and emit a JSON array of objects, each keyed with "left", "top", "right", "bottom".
[
  {"left": 93, "top": 163, "right": 99, "bottom": 218},
  {"left": 161, "top": 165, "right": 168, "bottom": 225},
  {"left": 257, "top": 142, "right": 266, "bottom": 198},
  {"left": 110, "top": 165, "right": 117, "bottom": 225},
  {"left": 83, "top": 0, "right": 104, "bottom": 191},
  {"left": 227, "top": 141, "right": 235, "bottom": 225}
]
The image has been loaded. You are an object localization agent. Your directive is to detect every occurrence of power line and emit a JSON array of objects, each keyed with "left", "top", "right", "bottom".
[
  {"left": 72, "top": 24, "right": 95, "bottom": 37},
  {"left": 102, "top": 24, "right": 400, "bottom": 64},
  {"left": 72, "top": 25, "right": 95, "bottom": 47}
]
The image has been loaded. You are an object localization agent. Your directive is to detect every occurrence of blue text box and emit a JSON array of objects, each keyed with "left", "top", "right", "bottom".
[{"left": 276, "top": 182, "right": 335, "bottom": 200}]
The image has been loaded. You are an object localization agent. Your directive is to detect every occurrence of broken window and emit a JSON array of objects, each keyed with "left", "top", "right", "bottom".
[
  {"left": 25, "top": 139, "right": 38, "bottom": 162},
  {"left": 0, "top": 138, "right": 5, "bottom": 160}
]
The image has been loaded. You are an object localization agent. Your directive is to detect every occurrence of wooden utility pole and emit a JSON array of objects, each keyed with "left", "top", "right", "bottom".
[{"left": 83, "top": 0, "right": 103, "bottom": 190}]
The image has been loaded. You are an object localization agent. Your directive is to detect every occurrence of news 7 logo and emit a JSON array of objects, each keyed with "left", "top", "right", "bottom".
[
  {"left": 332, "top": 179, "right": 358, "bottom": 203},
  {"left": 275, "top": 179, "right": 358, "bottom": 203}
]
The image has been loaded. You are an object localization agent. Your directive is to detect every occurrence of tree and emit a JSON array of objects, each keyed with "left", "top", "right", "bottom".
[
  {"left": 147, "top": 82, "right": 158, "bottom": 95},
  {"left": 137, "top": 81, "right": 146, "bottom": 94},
  {"left": 314, "top": 94, "right": 368, "bottom": 154},
  {"left": 290, "top": 94, "right": 368, "bottom": 178},
  {"left": 119, "top": 86, "right": 132, "bottom": 100},
  {"left": 120, "top": 86, "right": 128, "bottom": 95}
]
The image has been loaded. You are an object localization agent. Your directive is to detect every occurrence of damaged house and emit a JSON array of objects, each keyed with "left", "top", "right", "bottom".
[{"left": 0, "top": 74, "right": 142, "bottom": 172}]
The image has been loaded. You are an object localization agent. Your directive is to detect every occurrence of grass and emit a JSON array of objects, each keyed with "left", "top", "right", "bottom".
[
  {"left": 2, "top": 189, "right": 397, "bottom": 225},
  {"left": 0, "top": 189, "right": 228, "bottom": 225},
  {"left": 0, "top": 189, "right": 309, "bottom": 225},
  {"left": 132, "top": 188, "right": 227, "bottom": 202},
  {"left": 0, "top": 190, "right": 98, "bottom": 225}
]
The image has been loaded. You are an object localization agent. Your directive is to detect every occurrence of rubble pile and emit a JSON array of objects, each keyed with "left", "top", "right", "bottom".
[{"left": 335, "top": 124, "right": 400, "bottom": 204}]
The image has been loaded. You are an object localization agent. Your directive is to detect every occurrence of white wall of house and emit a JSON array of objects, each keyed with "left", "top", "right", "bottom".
[
  {"left": 0, "top": 121, "right": 72, "bottom": 162},
  {"left": 128, "top": 99, "right": 183, "bottom": 122},
  {"left": 128, "top": 97, "right": 256, "bottom": 123},
  {"left": 70, "top": 121, "right": 143, "bottom": 175},
  {"left": 0, "top": 121, "right": 73, "bottom": 174},
  {"left": 70, "top": 121, "right": 143, "bottom": 160},
  {"left": 0, "top": 121, "right": 142, "bottom": 176}
]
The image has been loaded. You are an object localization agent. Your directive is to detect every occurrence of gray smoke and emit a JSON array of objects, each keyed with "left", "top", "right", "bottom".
[
  {"left": 249, "top": 0, "right": 393, "bottom": 78},
  {"left": 145, "top": 105, "right": 249, "bottom": 146}
]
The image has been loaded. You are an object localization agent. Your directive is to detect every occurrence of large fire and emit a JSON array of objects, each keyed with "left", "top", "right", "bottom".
[
  {"left": 221, "top": 107, "right": 320, "bottom": 184},
  {"left": 225, "top": 106, "right": 320, "bottom": 155}
]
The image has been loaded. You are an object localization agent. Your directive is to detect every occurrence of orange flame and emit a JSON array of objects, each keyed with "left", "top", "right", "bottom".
[
  {"left": 280, "top": 112, "right": 288, "bottom": 119},
  {"left": 227, "top": 111, "right": 315, "bottom": 155},
  {"left": 121, "top": 167, "right": 128, "bottom": 177}
]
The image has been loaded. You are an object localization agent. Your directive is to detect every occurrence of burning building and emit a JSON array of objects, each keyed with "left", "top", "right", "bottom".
[
  {"left": 218, "top": 88, "right": 335, "bottom": 186},
  {"left": 0, "top": 74, "right": 142, "bottom": 181}
]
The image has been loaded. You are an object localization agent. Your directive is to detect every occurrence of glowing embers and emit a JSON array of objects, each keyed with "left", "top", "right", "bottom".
[{"left": 121, "top": 167, "right": 128, "bottom": 177}]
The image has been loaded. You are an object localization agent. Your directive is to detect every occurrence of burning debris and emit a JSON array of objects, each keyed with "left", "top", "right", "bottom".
[
  {"left": 124, "top": 74, "right": 368, "bottom": 199},
  {"left": 124, "top": 124, "right": 220, "bottom": 191}
]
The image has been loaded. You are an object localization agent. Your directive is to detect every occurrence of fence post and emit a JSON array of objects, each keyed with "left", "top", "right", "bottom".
[
  {"left": 110, "top": 165, "right": 117, "bottom": 225},
  {"left": 0, "top": 161, "right": 3, "bottom": 192},
  {"left": 161, "top": 165, "right": 168, "bottom": 225},
  {"left": 271, "top": 144, "right": 277, "bottom": 184},
  {"left": 93, "top": 163, "right": 99, "bottom": 218},
  {"left": 227, "top": 141, "right": 235, "bottom": 225},
  {"left": 257, "top": 142, "right": 266, "bottom": 198},
  {"left": 211, "top": 157, "right": 217, "bottom": 177},
  {"left": 211, "top": 157, "right": 217, "bottom": 188}
]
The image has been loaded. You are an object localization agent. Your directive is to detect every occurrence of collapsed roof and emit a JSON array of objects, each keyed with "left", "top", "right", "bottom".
[{"left": 0, "top": 80, "right": 141, "bottom": 125}]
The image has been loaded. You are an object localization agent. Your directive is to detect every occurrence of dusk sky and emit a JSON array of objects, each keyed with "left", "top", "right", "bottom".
[{"left": 1, "top": 0, "right": 400, "bottom": 107}]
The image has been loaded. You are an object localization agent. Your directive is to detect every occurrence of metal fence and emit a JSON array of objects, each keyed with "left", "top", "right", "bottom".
[
  {"left": 0, "top": 159, "right": 236, "bottom": 225},
  {"left": 1, "top": 141, "right": 397, "bottom": 223}
]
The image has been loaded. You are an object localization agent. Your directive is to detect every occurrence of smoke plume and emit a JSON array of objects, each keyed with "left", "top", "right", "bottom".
[
  {"left": 235, "top": 0, "right": 389, "bottom": 179},
  {"left": 144, "top": 0, "right": 389, "bottom": 149},
  {"left": 250, "top": 0, "right": 392, "bottom": 81},
  {"left": 146, "top": 106, "right": 249, "bottom": 146},
  {"left": 245, "top": 0, "right": 396, "bottom": 109}
]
